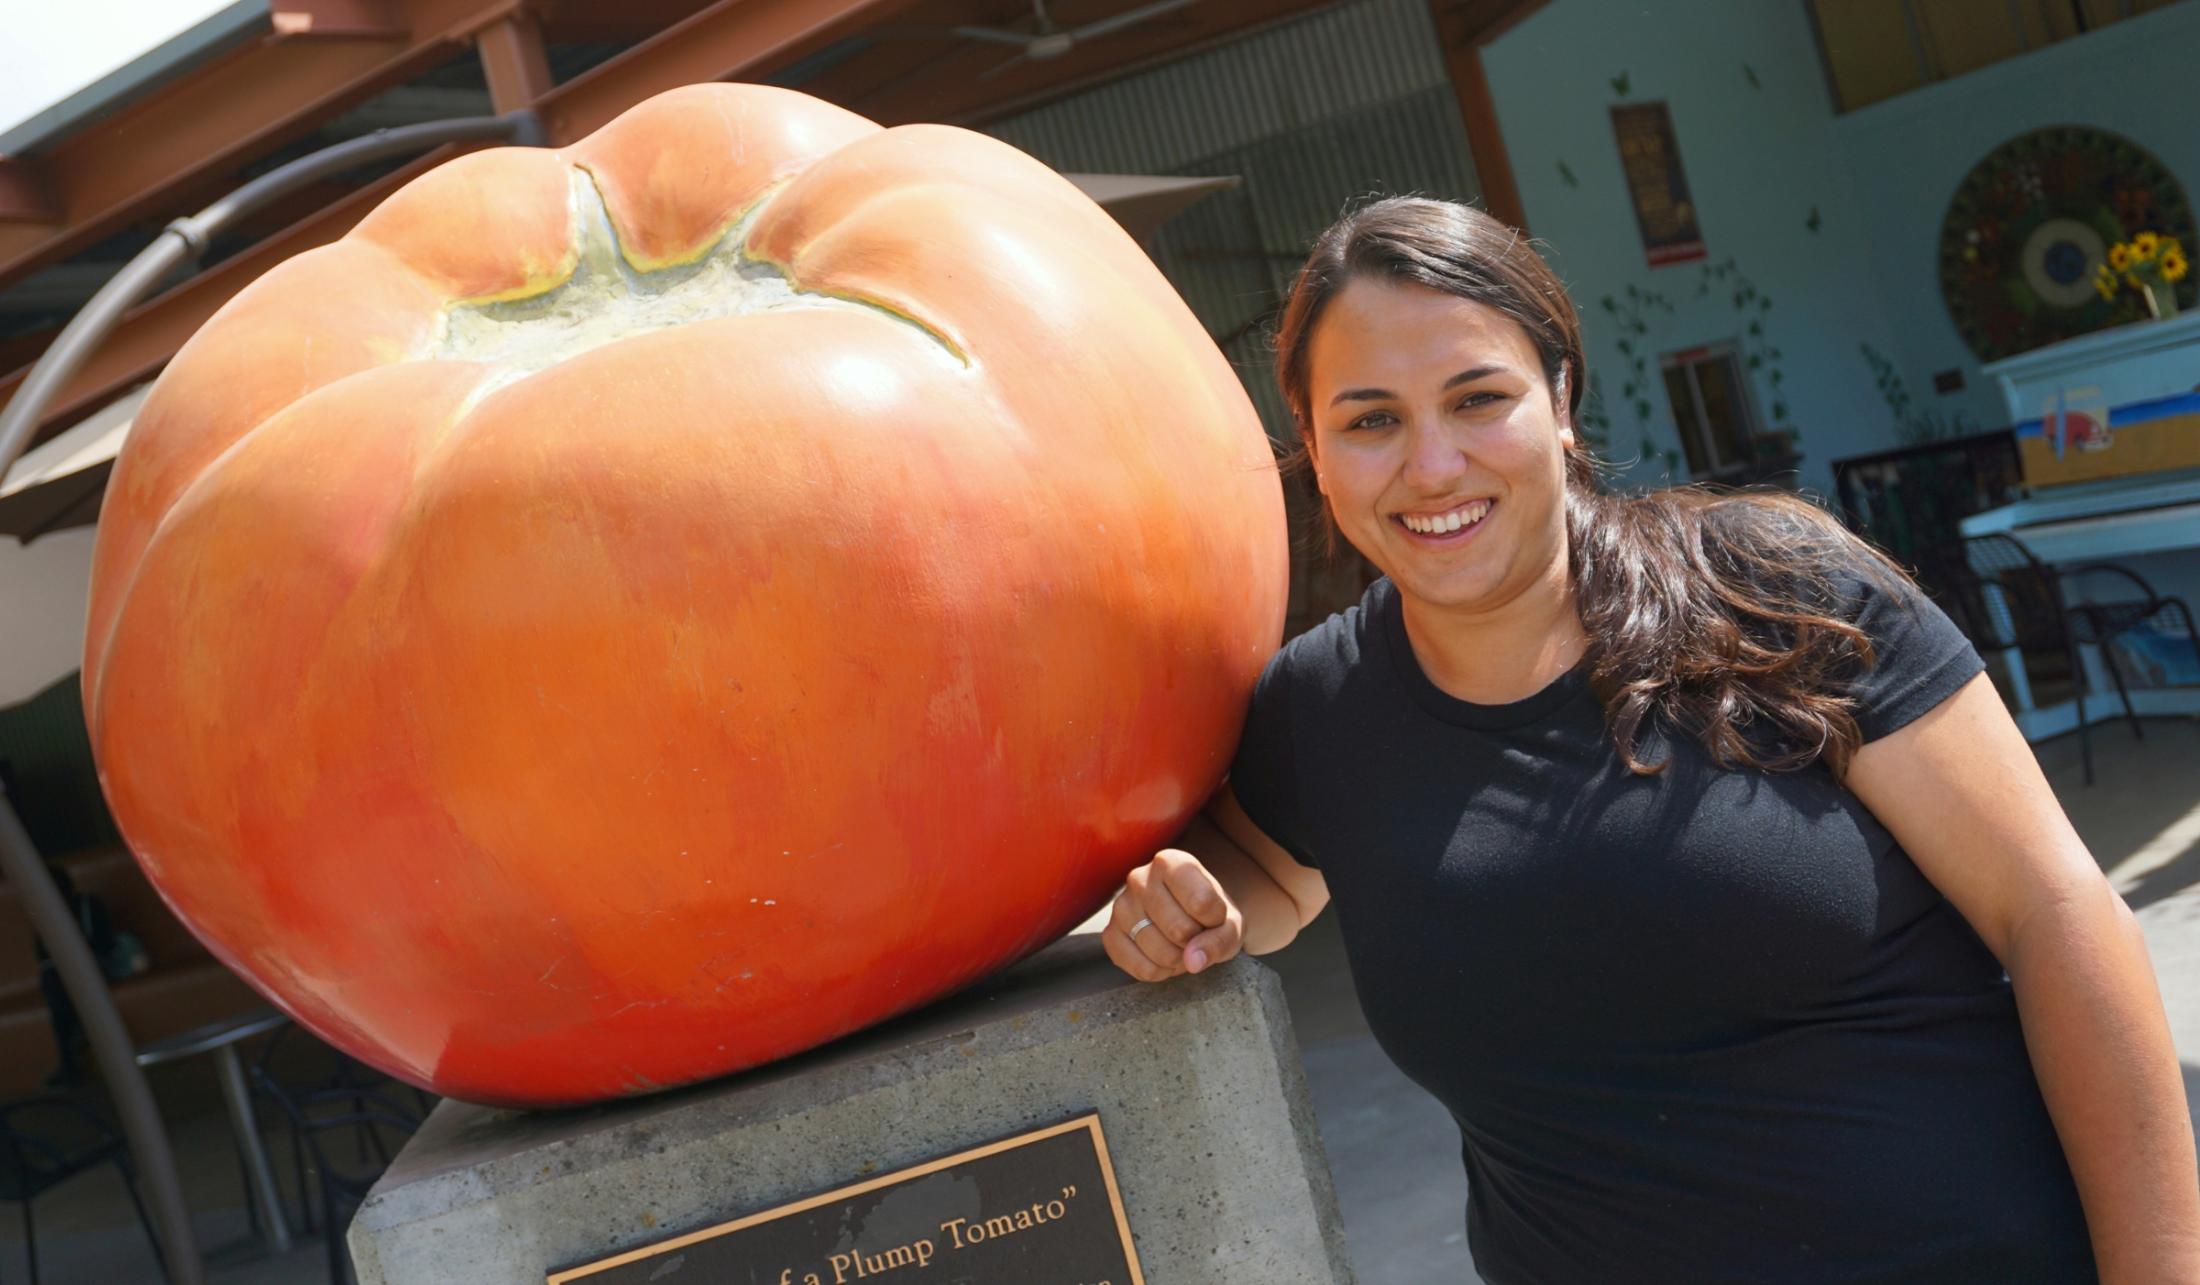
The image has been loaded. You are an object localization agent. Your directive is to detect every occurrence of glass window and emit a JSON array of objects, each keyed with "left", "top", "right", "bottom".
[
  {"left": 1808, "top": 0, "right": 2175, "bottom": 112},
  {"left": 1662, "top": 344, "right": 1762, "bottom": 478}
]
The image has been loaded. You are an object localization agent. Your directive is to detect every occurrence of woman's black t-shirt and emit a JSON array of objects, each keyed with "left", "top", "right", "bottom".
[{"left": 1228, "top": 569, "right": 2095, "bottom": 1284}]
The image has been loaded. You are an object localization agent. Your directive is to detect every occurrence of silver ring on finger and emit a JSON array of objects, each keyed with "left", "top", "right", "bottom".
[{"left": 1128, "top": 916, "right": 1154, "bottom": 943}]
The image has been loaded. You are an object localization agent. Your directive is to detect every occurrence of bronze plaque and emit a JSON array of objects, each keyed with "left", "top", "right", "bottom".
[
  {"left": 1611, "top": 101, "right": 1706, "bottom": 267},
  {"left": 547, "top": 1114, "right": 1144, "bottom": 1285}
]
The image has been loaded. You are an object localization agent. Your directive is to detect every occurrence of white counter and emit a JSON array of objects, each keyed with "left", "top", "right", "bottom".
[{"left": 1982, "top": 311, "right": 2200, "bottom": 424}]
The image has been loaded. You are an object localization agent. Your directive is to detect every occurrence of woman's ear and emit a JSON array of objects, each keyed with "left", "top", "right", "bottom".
[{"left": 1553, "top": 364, "right": 1578, "bottom": 451}]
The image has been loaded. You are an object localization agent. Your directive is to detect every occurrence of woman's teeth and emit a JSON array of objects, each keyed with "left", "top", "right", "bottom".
[{"left": 1402, "top": 500, "right": 1492, "bottom": 535}]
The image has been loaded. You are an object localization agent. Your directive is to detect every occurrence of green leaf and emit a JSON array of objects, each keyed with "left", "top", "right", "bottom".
[
  {"left": 1617, "top": 338, "right": 1633, "bottom": 356},
  {"left": 1773, "top": 400, "right": 1788, "bottom": 421},
  {"left": 1634, "top": 398, "right": 1652, "bottom": 419},
  {"left": 1747, "top": 320, "right": 1762, "bottom": 336},
  {"left": 1747, "top": 354, "right": 1763, "bottom": 369}
]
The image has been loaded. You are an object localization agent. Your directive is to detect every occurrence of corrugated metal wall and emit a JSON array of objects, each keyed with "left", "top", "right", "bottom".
[
  {"left": 985, "top": 0, "right": 1483, "bottom": 629},
  {"left": 987, "top": 0, "right": 1460, "bottom": 175},
  {"left": 987, "top": 0, "right": 1480, "bottom": 437}
]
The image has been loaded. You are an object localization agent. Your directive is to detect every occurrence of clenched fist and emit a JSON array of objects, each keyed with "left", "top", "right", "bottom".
[{"left": 1103, "top": 848, "right": 1245, "bottom": 982}]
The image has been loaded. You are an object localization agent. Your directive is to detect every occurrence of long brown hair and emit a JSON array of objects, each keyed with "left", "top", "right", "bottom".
[{"left": 1273, "top": 196, "right": 1897, "bottom": 778}]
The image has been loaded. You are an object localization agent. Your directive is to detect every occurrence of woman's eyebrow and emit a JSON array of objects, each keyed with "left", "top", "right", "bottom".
[
  {"left": 1327, "top": 365, "right": 1508, "bottom": 408},
  {"left": 1441, "top": 364, "right": 1506, "bottom": 390}
]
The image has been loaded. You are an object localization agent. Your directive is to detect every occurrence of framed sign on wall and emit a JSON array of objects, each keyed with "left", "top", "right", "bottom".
[{"left": 1611, "top": 101, "right": 1707, "bottom": 268}]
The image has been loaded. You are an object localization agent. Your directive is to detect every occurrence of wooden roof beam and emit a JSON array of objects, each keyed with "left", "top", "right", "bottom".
[
  {"left": 1426, "top": 0, "right": 1546, "bottom": 234},
  {"left": 271, "top": 0, "right": 410, "bottom": 39},
  {"left": 0, "top": 158, "right": 61, "bottom": 224},
  {"left": 2, "top": 0, "right": 925, "bottom": 447},
  {"left": 0, "top": 143, "right": 477, "bottom": 447},
  {"left": 533, "top": 0, "right": 718, "bottom": 43},
  {"left": 534, "top": 0, "right": 919, "bottom": 144},
  {"left": 479, "top": 11, "right": 557, "bottom": 111},
  {"left": 797, "top": 0, "right": 1329, "bottom": 129},
  {"left": 0, "top": 0, "right": 527, "bottom": 291}
]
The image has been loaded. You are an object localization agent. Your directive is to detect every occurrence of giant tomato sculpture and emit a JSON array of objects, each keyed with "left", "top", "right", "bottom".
[{"left": 83, "top": 85, "right": 1285, "bottom": 1106}]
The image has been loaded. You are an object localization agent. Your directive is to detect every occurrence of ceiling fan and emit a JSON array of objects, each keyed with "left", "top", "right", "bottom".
[{"left": 938, "top": 0, "right": 1201, "bottom": 79}]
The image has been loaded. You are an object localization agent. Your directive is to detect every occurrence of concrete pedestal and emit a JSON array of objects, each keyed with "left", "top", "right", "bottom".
[{"left": 349, "top": 933, "right": 1353, "bottom": 1283}]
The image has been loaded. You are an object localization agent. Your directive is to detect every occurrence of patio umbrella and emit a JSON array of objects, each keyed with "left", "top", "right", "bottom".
[
  {"left": 1074, "top": 171, "right": 1240, "bottom": 242},
  {"left": 0, "top": 172, "right": 1239, "bottom": 545}
]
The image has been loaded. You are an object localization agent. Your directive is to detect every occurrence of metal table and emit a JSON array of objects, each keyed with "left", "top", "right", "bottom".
[{"left": 135, "top": 1007, "right": 293, "bottom": 1254}]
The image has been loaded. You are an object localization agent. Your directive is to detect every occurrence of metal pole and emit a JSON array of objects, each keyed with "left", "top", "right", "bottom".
[
  {"left": 0, "top": 788, "right": 204, "bottom": 1284},
  {"left": 0, "top": 109, "right": 539, "bottom": 1280},
  {"left": 0, "top": 111, "right": 536, "bottom": 472}
]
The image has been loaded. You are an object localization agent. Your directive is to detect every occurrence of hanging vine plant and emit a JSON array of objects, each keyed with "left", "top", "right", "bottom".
[{"left": 1597, "top": 284, "right": 1682, "bottom": 475}]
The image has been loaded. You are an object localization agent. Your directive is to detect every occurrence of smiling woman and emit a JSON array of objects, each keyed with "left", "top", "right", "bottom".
[
  {"left": 1272, "top": 201, "right": 1897, "bottom": 769},
  {"left": 1102, "top": 197, "right": 2200, "bottom": 1283}
]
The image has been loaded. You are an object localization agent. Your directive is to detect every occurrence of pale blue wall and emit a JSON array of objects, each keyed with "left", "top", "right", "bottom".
[
  {"left": 1484, "top": 0, "right": 1901, "bottom": 498},
  {"left": 1482, "top": 0, "right": 2200, "bottom": 497},
  {"left": 1833, "top": 1, "right": 2200, "bottom": 430}
]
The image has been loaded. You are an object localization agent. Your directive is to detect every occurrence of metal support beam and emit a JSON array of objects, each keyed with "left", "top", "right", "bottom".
[
  {"left": 272, "top": 0, "right": 410, "bottom": 38},
  {"left": 0, "top": 114, "right": 523, "bottom": 471},
  {"left": 0, "top": 0, "right": 533, "bottom": 288},
  {"left": 478, "top": 11, "right": 557, "bottom": 112},
  {"left": 796, "top": 0, "right": 1331, "bottom": 128},
  {"left": 1426, "top": 0, "right": 1542, "bottom": 234},
  {"left": 0, "top": 148, "right": 452, "bottom": 449},
  {"left": 533, "top": 0, "right": 909, "bottom": 143},
  {"left": 0, "top": 157, "right": 61, "bottom": 223}
]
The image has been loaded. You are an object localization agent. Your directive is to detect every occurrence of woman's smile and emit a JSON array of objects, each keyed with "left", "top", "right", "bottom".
[{"left": 1396, "top": 497, "right": 1495, "bottom": 541}]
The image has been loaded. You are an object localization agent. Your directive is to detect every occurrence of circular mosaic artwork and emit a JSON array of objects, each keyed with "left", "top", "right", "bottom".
[{"left": 1939, "top": 126, "right": 2196, "bottom": 362}]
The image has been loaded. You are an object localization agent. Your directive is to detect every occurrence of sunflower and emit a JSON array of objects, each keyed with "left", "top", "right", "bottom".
[
  {"left": 2095, "top": 264, "right": 2120, "bottom": 300},
  {"left": 2165, "top": 246, "right": 2189, "bottom": 283},
  {"left": 2110, "top": 243, "right": 2133, "bottom": 271},
  {"left": 2132, "top": 231, "right": 2162, "bottom": 261}
]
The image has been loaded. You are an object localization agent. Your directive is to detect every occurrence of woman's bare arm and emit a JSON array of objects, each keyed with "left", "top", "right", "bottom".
[
  {"left": 1846, "top": 673, "right": 2200, "bottom": 1283},
  {"left": 1102, "top": 785, "right": 1330, "bottom": 982}
]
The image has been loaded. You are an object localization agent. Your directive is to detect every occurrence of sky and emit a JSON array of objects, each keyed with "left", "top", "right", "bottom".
[{"left": 0, "top": 0, "right": 244, "bottom": 141}]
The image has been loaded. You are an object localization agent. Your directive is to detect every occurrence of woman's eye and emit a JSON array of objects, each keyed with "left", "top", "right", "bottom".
[
  {"left": 1347, "top": 411, "right": 1396, "bottom": 431},
  {"left": 1456, "top": 391, "right": 1506, "bottom": 412}
]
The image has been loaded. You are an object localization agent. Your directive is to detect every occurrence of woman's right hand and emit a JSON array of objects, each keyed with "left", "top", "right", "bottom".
[{"left": 1102, "top": 848, "right": 1245, "bottom": 982}]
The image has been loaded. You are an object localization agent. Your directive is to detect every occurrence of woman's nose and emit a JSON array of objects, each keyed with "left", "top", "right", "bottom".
[{"left": 1400, "top": 417, "right": 1467, "bottom": 492}]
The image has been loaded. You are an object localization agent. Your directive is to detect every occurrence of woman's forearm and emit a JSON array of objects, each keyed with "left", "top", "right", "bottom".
[
  {"left": 1166, "top": 810, "right": 1311, "bottom": 957},
  {"left": 2006, "top": 881, "right": 2200, "bottom": 1282}
]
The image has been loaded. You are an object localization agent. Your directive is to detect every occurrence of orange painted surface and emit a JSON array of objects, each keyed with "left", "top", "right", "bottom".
[{"left": 82, "top": 84, "right": 1286, "bottom": 1107}]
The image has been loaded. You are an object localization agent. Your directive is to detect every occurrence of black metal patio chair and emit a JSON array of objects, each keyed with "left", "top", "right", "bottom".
[
  {"left": 0, "top": 1094, "right": 166, "bottom": 1284},
  {"left": 1924, "top": 533, "right": 2197, "bottom": 785},
  {"left": 248, "top": 1023, "right": 433, "bottom": 1242},
  {"left": 246, "top": 1075, "right": 424, "bottom": 1284}
]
